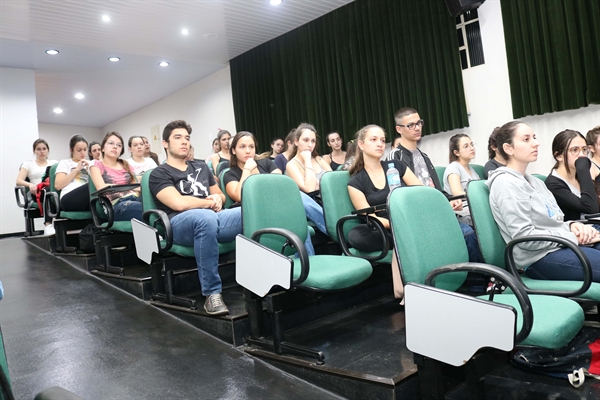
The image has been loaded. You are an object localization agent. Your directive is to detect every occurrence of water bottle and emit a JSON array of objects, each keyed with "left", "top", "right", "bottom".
[{"left": 386, "top": 163, "right": 401, "bottom": 191}]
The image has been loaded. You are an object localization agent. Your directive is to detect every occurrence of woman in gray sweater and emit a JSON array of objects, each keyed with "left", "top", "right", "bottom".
[{"left": 487, "top": 121, "right": 600, "bottom": 282}]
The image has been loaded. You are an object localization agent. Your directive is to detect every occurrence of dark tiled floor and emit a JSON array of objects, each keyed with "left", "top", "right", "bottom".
[{"left": 0, "top": 238, "right": 341, "bottom": 400}]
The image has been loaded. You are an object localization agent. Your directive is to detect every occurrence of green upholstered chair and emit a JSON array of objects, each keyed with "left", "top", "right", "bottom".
[
  {"left": 0, "top": 325, "right": 84, "bottom": 400},
  {"left": 240, "top": 174, "right": 373, "bottom": 363},
  {"left": 14, "top": 169, "right": 42, "bottom": 237},
  {"left": 88, "top": 177, "right": 139, "bottom": 274},
  {"left": 466, "top": 180, "right": 600, "bottom": 306},
  {"left": 132, "top": 170, "right": 235, "bottom": 309},
  {"left": 390, "top": 185, "right": 584, "bottom": 350},
  {"left": 218, "top": 167, "right": 235, "bottom": 209},
  {"left": 320, "top": 171, "right": 392, "bottom": 263},
  {"left": 471, "top": 163, "right": 485, "bottom": 179},
  {"left": 532, "top": 173, "right": 547, "bottom": 182},
  {"left": 434, "top": 166, "right": 446, "bottom": 185},
  {"left": 44, "top": 163, "right": 93, "bottom": 252}
]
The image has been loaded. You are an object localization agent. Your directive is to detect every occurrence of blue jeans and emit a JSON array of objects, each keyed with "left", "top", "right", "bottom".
[
  {"left": 459, "top": 222, "right": 483, "bottom": 263},
  {"left": 112, "top": 195, "right": 143, "bottom": 222},
  {"left": 299, "top": 192, "right": 328, "bottom": 256},
  {"left": 170, "top": 208, "right": 242, "bottom": 296},
  {"left": 526, "top": 244, "right": 600, "bottom": 282}
]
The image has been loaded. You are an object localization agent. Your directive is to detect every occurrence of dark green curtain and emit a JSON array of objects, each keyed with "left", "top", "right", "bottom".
[
  {"left": 230, "top": 0, "right": 468, "bottom": 152},
  {"left": 501, "top": 0, "right": 600, "bottom": 119}
]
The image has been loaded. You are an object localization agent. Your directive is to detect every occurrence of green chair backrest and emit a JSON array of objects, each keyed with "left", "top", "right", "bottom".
[
  {"left": 471, "top": 164, "right": 485, "bottom": 179},
  {"left": 140, "top": 170, "right": 163, "bottom": 233},
  {"left": 388, "top": 186, "right": 467, "bottom": 291},
  {"left": 0, "top": 326, "right": 13, "bottom": 400},
  {"left": 89, "top": 177, "right": 108, "bottom": 221},
  {"left": 434, "top": 166, "right": 446, "bottom": 185},
  {"left": 533, "top": 173, "right": 547, "bottom": 182},
  {"left": 48, "top": 163, "right": 59, "bottom": 194},
  {"left": 242, "top": 174, "right": 307, "bottom": 256},
  {"left": 218, "top": 168, "right": 234, "bottom": 209},
  {"left": 466, "top": 180, "right": 507, "bottom": 269},
  {"left": 206, "top": 158, "right": 213, "bottom": 173},
  {"left": 320, "top": 171, "right": 360, "bottom": 243}
]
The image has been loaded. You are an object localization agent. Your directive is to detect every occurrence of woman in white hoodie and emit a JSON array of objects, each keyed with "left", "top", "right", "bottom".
[{"left": 487, "top": 121, "right": 600, "bottom": 282}]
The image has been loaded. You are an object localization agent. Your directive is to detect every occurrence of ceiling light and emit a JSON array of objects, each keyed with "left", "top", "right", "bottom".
[
  {"left": 74, "top": 93, "right": 85, "bottom": 99},
  {"left": 181, "top": 28, "right": 189, "bottom": 35},
  {"left": 158, "top": 61, "right": 170, "bottom": 67},
  {"left": 53, "top": 108, "right": 63, "bottom": 114},
  {"left": 102, "top": 15, "right": 110, "bottom": 22},
  {"left": 45, "top": 49, "right": 59, "bottom": 55},
  {"left": 269, "top": 0, "right": 282, "bottom": 5},
  {"left": 108, "top": 57, "right": 120, "bottom": 62},
  {"left": 203, "top": 33, "right": 220, "bottom": 40}
]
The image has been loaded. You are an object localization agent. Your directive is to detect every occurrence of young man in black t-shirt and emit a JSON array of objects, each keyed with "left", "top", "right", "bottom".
[{"left": 149, "top": 120, "right": 242, "bottom": 315}]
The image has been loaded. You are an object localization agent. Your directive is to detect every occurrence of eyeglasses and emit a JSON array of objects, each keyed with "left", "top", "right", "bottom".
[
  {"left": 397, "top": 120, "right": 424, "bottom": 130},
  {"left": 568, "top": 146, "right": 589, "bottom": 156},
  {"left": 106, "top": 141, "right": 123, "bottom": 149}
]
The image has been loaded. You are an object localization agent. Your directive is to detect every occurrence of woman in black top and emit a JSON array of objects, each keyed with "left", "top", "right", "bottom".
[
  {"left": 545, "top": 129, "right": 600, "bottom": 222},
  {"left": 323, "top": 131, "right": 346, "bottom": 171},
  {"left": 484, "top": 127, "right": 506, "bottom": 178}
]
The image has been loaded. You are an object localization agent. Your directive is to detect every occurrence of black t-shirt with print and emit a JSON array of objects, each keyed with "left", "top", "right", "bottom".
[
  {"left": 347, "top": 160, "right": 407, "bottom": 219},
  {"left": 149, "top": 160, "right": 216, "bottom": 219}
]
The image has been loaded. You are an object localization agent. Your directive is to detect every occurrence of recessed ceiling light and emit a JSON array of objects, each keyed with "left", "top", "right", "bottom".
[
  {"left": 269, "top": 0, "right": 282, "bottom": 5},
  {"left": 53, "top": 108, "right": 63, "bottom": 114},
  {"left": 102, "top": 15, "right": 110, "bottom": 22},
  {"left": 46, "top": 49, "right": 59, "bottom": 55},
  {"left": 203, "top": 33, "right": 220, "bottom": 40},
  {"left": 158, "top": 61, "right": 170, "bottom": 67},
  {"left": 108, "top": 57, "right": 120, "bottom": 62},
  {"left": 181, "top": 28, "right": 189, "bottom": 35},
  {"left": 74, "top": 93, "right": 85, "bottom": 99}
]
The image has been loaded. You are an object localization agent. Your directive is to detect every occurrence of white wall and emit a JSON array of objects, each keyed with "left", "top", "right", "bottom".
[
  {"left": 419, "top": 0, "right": 600, "bottom": 175},
  {"left": 102, "top": 66, "right": 236, "bottom": 162},
  {"left": 38, "top": 123, "right": 104, "bottom": 161},
  {"left": 1, "top": 68, "right": 40, "bottom": 235}
]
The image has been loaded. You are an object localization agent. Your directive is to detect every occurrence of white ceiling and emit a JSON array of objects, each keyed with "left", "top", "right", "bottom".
[{"left": 0, "top": 0, "right": 353, "bottom": 128}]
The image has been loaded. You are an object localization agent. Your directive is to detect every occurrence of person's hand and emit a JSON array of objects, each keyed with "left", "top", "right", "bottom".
[
  {"left": 76, "top": 159, "right": 89, "bottom": 172},
  {"left": 244, "top": 158, "right": 257, "bottom": 173},
  {"left": 207, "top": 194, "right": 223, "bottom": 212},
  {"left": 300, "top": 150, "right": 312, "bottom": 165},
  {"left": 450, "top": 199, "right": 463, "bottom": 211},
  {"left": 29, "top": 184, "right": 37, "bottom": 196},
  {"left": 570, "top": 222, "right": 600, "bottom": 245}
]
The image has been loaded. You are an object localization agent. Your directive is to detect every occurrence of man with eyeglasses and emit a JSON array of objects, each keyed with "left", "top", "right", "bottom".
[{"left": 386, "top": 107, "right": 483, "bottom": 263}]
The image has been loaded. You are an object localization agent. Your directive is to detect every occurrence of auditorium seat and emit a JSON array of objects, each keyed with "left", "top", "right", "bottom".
[
  {"left": 44, "top": 164, "right": 93, "bottom": 252},
  {"left": 239, "top": 174, "right": 373, "bottom": 363},
  {"left": 320, "top": 171, "right": 391, "bottom": 263},
  {"left": 467, "top": 180, "right": 600, "bottom": 306}
]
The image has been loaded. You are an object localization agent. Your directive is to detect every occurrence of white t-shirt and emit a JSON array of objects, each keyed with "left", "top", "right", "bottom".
[
  {"left": 56, "top": 159, "right": 90, "bottom": 197},
  {"left": 125, "top": 157, "right": 158, "bottom": 177},
  {"left": 20, "top": 160, "right": 58, "bottom": 185}
]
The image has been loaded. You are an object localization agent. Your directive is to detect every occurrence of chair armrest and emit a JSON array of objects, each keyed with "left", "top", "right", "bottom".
[
  {"left": 14, "top": 186, "right": 27, "bottom": 208},
  {"left": 505, "top": 235, "right": 592, "bottom": 298},
  {"left": 44, "top": 191, "right": 60, "bottom": 218},
  {"left": 142, "top": 209, "right": 173, "bottom": 253},
  {"left": 584, "top": 212, "right": 600, "bottom": 220},
  {"left": 90, "top": 196, "right": 114, "bottom": 229},
  {"left": 251, "top": 228, "right": 309, "bottom": 286},
  {"left": 425, "top": 262, "right": 533, "bottom": 345},
  {"left": 336, "top": 214, "right": 389, "bottom": 262},
  {"left": 34, "top": 386, "right": 84, "bottom": 400},
  {"left": 351, "top": 204, "right": 387, "bottom": 215},
  {"left": 448, "top": 194, "right": 466, "bottom": 202}
]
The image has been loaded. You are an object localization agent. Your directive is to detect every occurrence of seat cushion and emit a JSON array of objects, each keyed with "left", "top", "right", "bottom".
[
  {"left": 478, "top": 293, "right": 584, "bottom": 349},
  {"left": 100, "top": 221, "right": 133, "bottom": 233},
  {"left": 520, "top": 277, "right": 600, "bottom": 301},
  {"left": 59, "top": 211, "right": 92, "bottom": 220},
  {"left": 348, "top": 248, "right": 393, "bottom": 264},
  {"left": 161, "top": 241, "right": 236, "bottom": 258},
  {"left": 293, "top": 255, "right": 372, "bottom": 291}
]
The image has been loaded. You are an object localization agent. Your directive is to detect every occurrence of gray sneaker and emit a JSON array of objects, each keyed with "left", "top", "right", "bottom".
[{"left": 204, "top": 294, "right": 229, "bottom": 316}]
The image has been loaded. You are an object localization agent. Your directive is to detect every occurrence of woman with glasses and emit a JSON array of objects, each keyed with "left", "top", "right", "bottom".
[
  {"left": 545, "top": 129, "right": 600, "bottom": 222},
  {"left": 488, "top": 122, "right": 600, "bottom": 283},
  {"left": 90, "top": 132, "right": 143, "bottom": 222}
]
